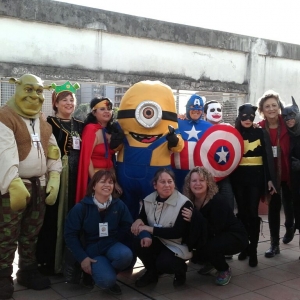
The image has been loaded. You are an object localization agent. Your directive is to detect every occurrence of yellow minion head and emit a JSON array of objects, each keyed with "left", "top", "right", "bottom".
[{"left": 118, "top": 81, "right": 178, "bottom": 147}]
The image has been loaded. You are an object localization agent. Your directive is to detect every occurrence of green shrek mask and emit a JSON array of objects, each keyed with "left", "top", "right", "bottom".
[{"left": 6, "top": 74, "right": 49, "bottom": 118}]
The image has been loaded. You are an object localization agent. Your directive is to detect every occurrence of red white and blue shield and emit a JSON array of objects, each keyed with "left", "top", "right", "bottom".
[{"left": 193, "top": 124, "right": 244, "bottom": 181}]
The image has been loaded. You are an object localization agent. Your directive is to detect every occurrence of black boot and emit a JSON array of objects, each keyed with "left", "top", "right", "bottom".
[
  {"left": 238, "top": 248, "right": 248, "bottom": 261},
  {"left": 248, "top": 217, "right": 261, "bottom": 267},
  {"left": 236, "top": 214, "right": 250, "bottom": 261},
  {"left": 265, "top": 238, "right": 280, "bottom": 258},
  {"left": 0, "top": 266, "right": 14, "bottom": 300},
  {"left": 17, "top": 263, "right": 50, "bottom": 290},
  {"left": 135, "top": 270, "right": 158, "bottom": 287},
  {"left": 282, "top": 225, "right": 295, "bottom": 244},
  {"left": 173, "top": 263, "right": 187, "bottom": 287},
  {"left": 82, "top": 272, "right": 94, "bottom": 289}
]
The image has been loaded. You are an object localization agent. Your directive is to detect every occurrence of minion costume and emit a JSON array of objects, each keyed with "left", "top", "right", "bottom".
[
  {"left": 0, "top": 74, "right": 62, "bottom": 298},
  {"left": 171, "top": 94, "right": 212, "bottom": 191},
  {"left": 110, "top": 81, "right": 184, "bottom": 218}
]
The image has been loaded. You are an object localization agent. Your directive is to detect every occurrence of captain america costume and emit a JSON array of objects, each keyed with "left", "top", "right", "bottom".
[{"left": 171, "top": 94, "right": 212, "bottom": 191}]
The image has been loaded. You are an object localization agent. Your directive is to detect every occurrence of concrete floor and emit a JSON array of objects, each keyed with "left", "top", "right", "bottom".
[{"left": 9, "top": 213, "right": 300, "bottom": 300}]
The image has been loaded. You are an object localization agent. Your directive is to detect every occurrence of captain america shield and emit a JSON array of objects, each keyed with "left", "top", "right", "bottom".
[{"left": 193, "top": 124, "right": 244, "bottom": 181}]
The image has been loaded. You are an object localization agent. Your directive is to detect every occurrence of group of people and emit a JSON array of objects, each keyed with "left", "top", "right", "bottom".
[{"left": 0, "top": 74, "right": 300, "bottom": 299}]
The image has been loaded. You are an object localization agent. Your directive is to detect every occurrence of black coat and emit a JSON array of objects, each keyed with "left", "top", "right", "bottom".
[{"left": 187, "top": 193, "right": 247, "bottom": 251}]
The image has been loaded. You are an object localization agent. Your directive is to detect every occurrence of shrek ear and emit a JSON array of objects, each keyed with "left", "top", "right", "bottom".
[
  {"left": 9, "top": 78, "right": 21, "bottom": 85},
  {"left": 43, "top": 85, "right": 53, "bottom": 91}
]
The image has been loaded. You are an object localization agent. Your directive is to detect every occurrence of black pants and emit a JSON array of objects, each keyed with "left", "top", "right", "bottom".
[
  {"left": 232, "top": 184, "right": 261, "bottom": 254},
  {"left": 291, "top": 171, "right": 300, "bottom": 231},
  {"left": 281, "top": 181, "right": 294, "bottom": 229},
  {"left": 196, "top": 232, "right": 248, "bottom": 272},
  {"left": 233, "top": 184, "right": 261, "bottom": 221},
  {"left": 269, "top": 181, "right": 293, "bottom": 241},
  {"left": 217, "top": 177, "right": 235, "bottom": 211},
  {"left": 135, "top": 237, "right": 187, "bottom": 275}
]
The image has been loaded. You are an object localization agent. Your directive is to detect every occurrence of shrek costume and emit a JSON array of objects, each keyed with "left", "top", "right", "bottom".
[{"left": 0, "top": 74, "right": 62, "bottom": 299}]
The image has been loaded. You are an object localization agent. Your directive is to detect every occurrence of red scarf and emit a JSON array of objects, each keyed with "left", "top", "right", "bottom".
[{"left": 259, "top": 115, "right": 290, "bottom": 185}]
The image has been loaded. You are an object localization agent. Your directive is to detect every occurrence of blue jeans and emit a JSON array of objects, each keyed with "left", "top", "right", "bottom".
[{"left": 91, "top": 242, "right": 132, "bottom": 289}]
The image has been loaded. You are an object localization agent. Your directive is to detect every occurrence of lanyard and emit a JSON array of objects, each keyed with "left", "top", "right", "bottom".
[{"left": 154, "top": 201, "right": 165, "bottom": 226}]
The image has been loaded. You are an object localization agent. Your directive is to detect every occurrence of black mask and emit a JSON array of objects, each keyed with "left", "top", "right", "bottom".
[
  {"left": 282, "top": 97, "right": 299, "bottom": 121},
  {"left": 238, "top": 104, "right": 257, "bottom": 122}
]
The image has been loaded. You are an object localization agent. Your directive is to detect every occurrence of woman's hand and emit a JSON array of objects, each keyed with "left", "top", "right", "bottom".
[
  {"left": 182, "top": 207, "right": 193, "bottom": 222},
  {"left": 81, "top": 257, "right": 97, "bottom": 275},
  {"left": 268, "top": 181, "right": 277, "bottom": 195},
  {"left": 141, "top": 237, "right": 152, "bottom": 248},
  {"left": 138, "top": 225, "right": 153, "bottom": 234},
  {"left": 115, "top": 182, "right": 123, "bottom": 195},
  {"left": 131, "top": 219, "right": 144, "bottom": 236}
]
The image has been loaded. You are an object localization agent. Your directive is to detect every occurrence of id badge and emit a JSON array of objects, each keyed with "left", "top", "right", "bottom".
[
  {"left": 99, "top": 222, "right": 108, "bottom": 237},
  {"left": 72, "top": 136, "right": 80, "bottom": 150},
  {"left": 154, "top": 223, "right": 162, "bottom": 228},
  {"left": 31, "top": 133, "right": 40, "bottom": 148},
  {"left": 272, "top": 146, "right": 277, "bottom": 158}
]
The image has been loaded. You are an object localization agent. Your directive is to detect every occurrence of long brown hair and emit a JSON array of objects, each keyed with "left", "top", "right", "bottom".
[{"left": 183, "top": 166, "right": 218, "bottom": 204}]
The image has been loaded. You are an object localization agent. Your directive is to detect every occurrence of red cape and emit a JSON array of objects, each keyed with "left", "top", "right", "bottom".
[{"left": 75, "top": 123, "right": 102, "bottom": 203}]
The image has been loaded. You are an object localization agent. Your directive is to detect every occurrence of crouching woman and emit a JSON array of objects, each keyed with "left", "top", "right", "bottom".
[
  {"left": 64, "top": 170, "right": 133, "bottom": 295},
  {"left": 131, "top": 168, "right": 193, "bottom": 288},
  {"left": 183, "top": 167, "right": 248, "bottom": 286}
]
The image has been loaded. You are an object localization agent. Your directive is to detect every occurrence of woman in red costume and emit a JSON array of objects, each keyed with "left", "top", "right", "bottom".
[{"left": 76, "top": 97, "right": 122, "bottom": 203}]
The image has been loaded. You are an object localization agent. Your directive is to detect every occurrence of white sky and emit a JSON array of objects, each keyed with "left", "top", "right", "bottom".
[{"left": 54, "top": 0, "right": 300, "bottom": 45}]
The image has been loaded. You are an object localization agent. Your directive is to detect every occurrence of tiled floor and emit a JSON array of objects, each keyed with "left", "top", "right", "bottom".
[{"left": 9, "top": 213, "right": 300, "bottom": 300}]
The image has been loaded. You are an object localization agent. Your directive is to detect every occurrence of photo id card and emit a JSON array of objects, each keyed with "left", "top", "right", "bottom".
[
  {"left": 154, "top": 223, "right": 162, "bottom": 228},
  {"left": 99, "top": 222, "right": 108, "bottom": 237},
  {"left": 31, "top": 133, "right": 40, "bottom": 148},
  {"left": 72, "top": 136, "right": 80, "bottom": 150},
  {"left": 272, "top": 146, "right": 277, "bottom": 158}
]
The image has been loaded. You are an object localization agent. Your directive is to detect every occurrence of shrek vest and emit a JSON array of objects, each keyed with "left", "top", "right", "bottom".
[{"left": 0, "top": 105, "right": 52, "bottom": 161}]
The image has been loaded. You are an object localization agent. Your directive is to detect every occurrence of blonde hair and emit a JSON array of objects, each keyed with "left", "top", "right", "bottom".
[
  {"left": 257, "top": 90, "right": 284, "bottom": 117},
  {"left": 183, "top": 166, "right": 218, "bottom": 204}
]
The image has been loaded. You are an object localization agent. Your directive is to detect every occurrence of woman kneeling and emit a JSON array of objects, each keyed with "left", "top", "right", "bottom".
[
  {"left": 131, "top": 168, "right": 193, "bottom": 288},
  {"left": 184, "top": 167, "right": 248, "bottom": 286},
  {"left": 64, "top": 170, "right": 133, "bottom": 295}
]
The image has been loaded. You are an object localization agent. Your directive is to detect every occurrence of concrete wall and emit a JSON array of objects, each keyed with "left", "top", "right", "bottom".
[{"left": 1, "top": 0, "right": 300, "bottom": 105}]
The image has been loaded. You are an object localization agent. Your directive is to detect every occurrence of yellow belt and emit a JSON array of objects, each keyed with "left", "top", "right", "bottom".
[{"left": 240, "top": 157, "right": 263, "bottom": 165}]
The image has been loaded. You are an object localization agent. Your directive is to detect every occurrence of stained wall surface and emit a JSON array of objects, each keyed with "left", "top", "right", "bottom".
[{"left": 1, "top": 0, "right": 300, "bottom": 105}]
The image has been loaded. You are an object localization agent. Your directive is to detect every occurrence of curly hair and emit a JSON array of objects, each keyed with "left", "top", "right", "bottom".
[
  {"left": 183, "top": 166, "right": 218, "bottom": 204},
  {"left": 257, "top": 90, "right": 284, "bottom": 117}
]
